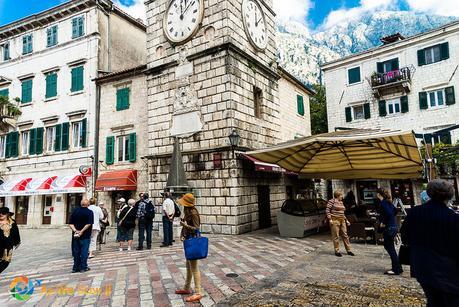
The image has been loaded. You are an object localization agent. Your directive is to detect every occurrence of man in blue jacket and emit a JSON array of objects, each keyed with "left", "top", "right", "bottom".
[{"left": 401, "top": 179, "right": 459, "bottom": 307}]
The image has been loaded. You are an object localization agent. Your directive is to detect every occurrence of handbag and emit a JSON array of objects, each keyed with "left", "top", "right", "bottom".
[
  {"left": 183, "top": 230, "right": 208, "bottom": 261},
  {"left": 399, "top": 244, "right": 410, "bottom": 265}
]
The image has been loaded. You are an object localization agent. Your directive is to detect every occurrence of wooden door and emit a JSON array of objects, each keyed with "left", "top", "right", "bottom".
[
  {"left": 257, "top": 186, "right": 271, "bottom": 229},
  {"left": 15, "top": 196, "right": 29, "bottom": 225},
  {"left": 42, "top": 195, "right": 52, "bottom": 225},
  {"left": 66, "top": 193, "right": 82, "bottom": 224}
]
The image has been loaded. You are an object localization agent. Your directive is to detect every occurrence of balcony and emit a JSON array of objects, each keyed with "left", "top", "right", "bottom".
[{"left": 370, "top": 67, "right": 412, "bottom": 98}]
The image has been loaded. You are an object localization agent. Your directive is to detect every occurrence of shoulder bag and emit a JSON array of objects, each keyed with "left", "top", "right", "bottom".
[
  {"left": 118, "top": 206, "right": 133, "bottom": 227},
  {"left": 183, "top": 230, "right": 208, "bottom": 260}
]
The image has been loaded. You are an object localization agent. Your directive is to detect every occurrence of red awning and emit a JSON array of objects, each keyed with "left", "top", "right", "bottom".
[
  {"left": 95, "top": 170, "right": 138, "bottom": 192},
  {"left": 240, "top": 154, "right": 292, "bottom": 173}
]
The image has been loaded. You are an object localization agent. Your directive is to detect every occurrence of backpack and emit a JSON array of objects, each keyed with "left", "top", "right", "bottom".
[
  {"left": 145, "top": 201, "right": 156, "bottom": 220},
  {"left": 174, "top": 202, "right": 181, "bottom": 218}
]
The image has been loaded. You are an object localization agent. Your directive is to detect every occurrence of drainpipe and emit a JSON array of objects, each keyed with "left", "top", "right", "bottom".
[{"left": 94, "top": 83, "right": 101, "bottom": 190}]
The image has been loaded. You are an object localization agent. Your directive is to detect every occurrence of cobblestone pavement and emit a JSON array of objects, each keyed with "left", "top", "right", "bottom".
[{"left": 0, "top": 228, "right": 325, "bottom": 306}]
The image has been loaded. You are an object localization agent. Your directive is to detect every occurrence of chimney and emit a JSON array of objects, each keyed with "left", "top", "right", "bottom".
[{"left": 380, "top": 33, "right": 405, "bottom": 45}]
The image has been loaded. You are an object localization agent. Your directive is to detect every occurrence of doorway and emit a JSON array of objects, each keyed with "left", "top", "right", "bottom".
[
  {"left": 111, "top": 191, "right": 133, "bottom": 225},
  {"left": 42, "top": 195, "right": 53, "bottom": 225},
  {"left": 15, "top": 196, "right": 29, "bottom": 225},
  {"left": 257, "top": 185, "right": 271, "bottom": 229},
  {"left": 66, "top": 193, "right": 83, "bottom": 224},
  {"left": 390, "top": 180, "right": 415, "bottom": 208}
]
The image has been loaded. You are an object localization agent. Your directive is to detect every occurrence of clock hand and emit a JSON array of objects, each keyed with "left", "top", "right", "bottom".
[
  {"left": 183, "top": 0, "right": 195, "bottom": 15},
  {"left": 255, "top": 10, "right": 258, "bottom": 26}
]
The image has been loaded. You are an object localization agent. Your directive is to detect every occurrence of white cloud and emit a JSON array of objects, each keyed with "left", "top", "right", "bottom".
[
  {"left": 114, "top": 0, "right": 146, "bottom": 22},
  {"left": 405, "top": 0, "right": 459, "bottom": 16},
  {"left": 322, "top": 0, "right": 396, "bottom": 29},
  {"left": 273, "top": 0, "right": 312, "bottom": 22}
]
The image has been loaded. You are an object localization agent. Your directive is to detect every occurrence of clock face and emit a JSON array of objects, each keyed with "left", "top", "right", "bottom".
[
  {"left": 242, "top": 0, "right": 268, "bottom": 51},
  {"left": 163, "top": 0, "right": 204, "bottom": 44}
]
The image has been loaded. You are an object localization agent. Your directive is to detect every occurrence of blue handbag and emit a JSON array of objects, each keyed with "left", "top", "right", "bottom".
[{"left": 183, "top": 230, "right": 208, "bottom": 260}]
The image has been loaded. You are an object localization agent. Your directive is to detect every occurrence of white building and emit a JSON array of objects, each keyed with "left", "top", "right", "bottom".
[
  {"left": 322, "top": 21, "right": 459, "bottom": 207},
  {"left": 0, "top": 0, "right": 145, "bottom": 226}
]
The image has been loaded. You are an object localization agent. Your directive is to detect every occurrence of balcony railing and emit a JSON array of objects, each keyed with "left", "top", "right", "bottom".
[{"left": 371, "top": 67, "right": 411, "bottom": 88}]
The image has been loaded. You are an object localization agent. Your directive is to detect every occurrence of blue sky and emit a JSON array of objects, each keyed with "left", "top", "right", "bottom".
[{"left": 0, "top": 0, "right": 457, "bottom": 29}]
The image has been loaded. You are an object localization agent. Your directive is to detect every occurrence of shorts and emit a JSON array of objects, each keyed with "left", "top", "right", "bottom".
[{"left": 118, "top": 226, "right": 134, "bottom": 242}]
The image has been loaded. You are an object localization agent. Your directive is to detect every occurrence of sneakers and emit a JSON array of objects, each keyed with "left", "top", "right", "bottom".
[
  {"left": 119, "top": 248, "right": 123, "bottom": 252},
  {"left": 127, "top": 246, "right": 132, "bottom": 251},
  {"left": 185, "top": 294, "right": 203, "bottom": 302},
  {"left": 384, "top": 270, "right": 400, "bottom": 276},
  {"left": 175, "top": 289, "right": 192, "bottom": 295},
  {"left": 335, "top": 252, "right": 343, "bottom": 257}
]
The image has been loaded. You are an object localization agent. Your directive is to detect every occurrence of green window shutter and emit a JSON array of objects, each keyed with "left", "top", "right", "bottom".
[
  {"left": 363, "top": 103, "right": 371, "bottom": 119},
  {"left": 391, "top": 58, "right": 399, "bottom": 71},
  {"left": 81, "top": 118, "right": 87, "bottom": 148},
  {"left": 47, "top": 28, "right": 52, "bottom": 47},
  {"left": 116, "top": 88, "right": 130, "bottom": 111},
  {"left": 36, "top": 127, "right": 43, "bottom": 155},
  {"left": 376, "top": 62, "right": 383, "bottom": 74},
  {"left": 54, "top": 124, "right": 62, "bottom": 152},
  {"left": 22, "top": 36, "right": 27, "bottom": 54},
  {"left": 29, "top": 128, "right": 36, "bottom": 155},
  {"left": 46, "top": 73, "right": 57, "bottom": 98},
  {"left": 116, "top": 89, "right": 122, "bottom": 110},
  {"left": 0, "top": 88, "right": 8, "bottom": 98},
  {"left": 72, "top": 18, "right": 78, "bottom": 38},
  {"left": 445, "top": 86, "right": 455, "bottom": 105},
  {"left": 296, "top": 95, "right": 304, "bottom": 116},
  {"left": 378, "top": 100, "right": 387, "bottom": 117},
  {"left": 79, "top": 16, "right": 85, "bottom": 36},
  {"left": 11, "top": 131, "right": 19, "bottom": 158},
  {"left": 440, "top": 42, "right": 449, "bottom": 60},
  {"left": 129, "top": 133, "right": 136, "bottom": 162},
  {"left": 21, "top": 79, "right": 33, "bottom": 103},
  {"left": 71, "top": 66, "right": 84, "bottom": 92},
  {"left": 400, "top": 96, "right": 409, "bottom": 113},
  {"left": 5, "top": 133, "right": 11, "bottom": 158},
  {"left": 106, "top": 136, "right": 115, "bottom": 165},
  {"left": 61, "top": 122, "right": 69, "bottom": 150},
  {"left": 348, "top": 67, "right": 361, "bottom": 84},
  {"left": 417, "top": 49, "right": 426, "bottom": 66},
  {"left": 419, "top": 92, "right": 428, "bottom": 109},
  {"left": 345, "top": 107, "right": 352, "bottom": 122}
]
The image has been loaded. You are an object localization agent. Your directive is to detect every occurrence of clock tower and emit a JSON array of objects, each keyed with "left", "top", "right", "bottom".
[{"left": 145, "top": 0, "right": 288, "bottom": 234}]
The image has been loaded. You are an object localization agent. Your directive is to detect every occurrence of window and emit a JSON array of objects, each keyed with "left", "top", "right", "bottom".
[
  {"left": 21, "top": 131, "right": 30, "bottom": 156},
  {"left": 71, "top": 66, "right": 84, "bottom": 92},
  {"left": 253, "top": 86, "right": 262, "bottom": 119},
  {"left": 353, "top": 105, "right": 364, "bottom": 120},
  {"left": 5, "top": 131, "right": 19, "bottom": 158},
  {"left": 346, "top": 103, "right": 370, "bottom": 122},
  {"left": 72, "top": 16, "right": 85, "bottom": 39},
  {"left": 297, "top": 95, "right": 305, "bottom": 116},
  {"left": 45, "top": 72, "right": 58, "bottom": 99},
  {"left": 0, "top": 88, "right": 8, "bottom": 98},
  {"left": 428, "top": 89, "right": 445, "bottom": 108},
  {"left": 387, "top": 98, "right": 401, "bottom": 115},
  {"left": 116, "top": 88, "right": 130, "bottom": 111},
  {"left": 22, "top": 34, "right": 33, "bottom": 55},
  {"left": 115, "top": 133, "right": 136, "bottom": 163},
  {"left": 348, "top": 67, "right": 361, "bottom": 84},
  {"left": 377, "top": 58, "right": 399, "bottom": 73},
  {"left": 46, "top": 127, "right": 56, "bottom": 152},
  {"left": 21, "top": 79, "right": 33, "bottom": 103},
  {"left": 425, "top": 45, "right": 441, "bottom": 64},
  {"left": 72, "top": 119, "right": 86, "bottom": 149},
  {"left": 117, "top": 135, "right": 130, "bottom": 162},
  {"left": 47, "top": 25, "right": 58, "bottom": 47},
  {"left": 2, "top": 42, "right": 10, "bottom": 61},
  {"left": 418, "top": 43, "right": 449, "bottom": 66},
  {"left": 0, "top": 135, "right": 5, "bottom": 158}
]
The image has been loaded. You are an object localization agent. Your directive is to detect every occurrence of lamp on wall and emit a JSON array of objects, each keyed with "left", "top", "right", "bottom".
[{"left": 228, "top": 129, "right": 240, "bottom": 157}]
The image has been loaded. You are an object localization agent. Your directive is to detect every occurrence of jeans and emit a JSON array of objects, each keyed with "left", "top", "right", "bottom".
[
  {"left": 420, "top": 283, "right": 459, "bottom": 307},
  {"left": 162, "top": 216, "right": 173, "bottom": 245},
  {"left": 71, "top": 238, "right": 90, "bottom": 271},
  {"left": 383, "top": 226, "right": 401, "bottom": 274},
  {"left": 138, "top": 218, "right": 153, "bottom": 248}
]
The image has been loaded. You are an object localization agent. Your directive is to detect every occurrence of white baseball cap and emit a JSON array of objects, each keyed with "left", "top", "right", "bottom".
[{"left": 118, "top": 198, "right": 126, "bottom": 203}]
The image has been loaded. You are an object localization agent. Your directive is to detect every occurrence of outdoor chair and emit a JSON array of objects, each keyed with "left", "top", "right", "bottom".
[
  {"left": 346, "top": 214, "right": 358, "bottom": 223},
  {"left": 347, "top": 223, "right": 367, "bottom": 244}
]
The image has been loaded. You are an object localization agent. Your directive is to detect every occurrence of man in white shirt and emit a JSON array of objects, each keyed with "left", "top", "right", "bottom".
[
  {"left": 161, "top": 192, "right": 175, "bottom": 247},
  {"left": 88, "top": 199, "right": 104, "bottom": 258}
]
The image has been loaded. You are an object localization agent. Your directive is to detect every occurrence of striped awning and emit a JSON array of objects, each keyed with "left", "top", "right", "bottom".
[
  {"left": 245, "top": 129, "right": 423, "bottom": 180},
  {"left": 0, "top": 174, "right": 86, "bottom": 196}
]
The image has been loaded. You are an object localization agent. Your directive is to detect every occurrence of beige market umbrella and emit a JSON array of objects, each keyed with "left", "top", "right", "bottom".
[{"left": 245, "top": 129, "right": 423, "bottom": 179}]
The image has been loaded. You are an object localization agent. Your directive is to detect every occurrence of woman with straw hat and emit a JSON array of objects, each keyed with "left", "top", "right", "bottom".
[{"left": 175, "top": 193, "right": 203, "bottom": 303}]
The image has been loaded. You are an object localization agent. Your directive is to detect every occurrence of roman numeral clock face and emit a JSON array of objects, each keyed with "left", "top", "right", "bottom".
[
  {"left": 242, "top": 0, "right": 268, "bottom": 51},
  {"left": 163, "top": 0, "right": 204, "bottom": 44}
]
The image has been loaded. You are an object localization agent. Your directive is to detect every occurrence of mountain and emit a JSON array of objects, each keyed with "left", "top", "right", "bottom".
[{"left": 276, "top": 11, "right": 458, "bottom": 85}]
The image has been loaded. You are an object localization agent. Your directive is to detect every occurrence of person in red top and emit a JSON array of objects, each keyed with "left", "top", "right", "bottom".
[{"left": 326, "top": 191, "right": 354, "bottom": 257}]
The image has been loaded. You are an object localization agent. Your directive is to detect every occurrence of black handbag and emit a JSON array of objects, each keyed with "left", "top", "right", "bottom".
[{"left": 399, "top": 244, "right": 410, "bottom": 265}]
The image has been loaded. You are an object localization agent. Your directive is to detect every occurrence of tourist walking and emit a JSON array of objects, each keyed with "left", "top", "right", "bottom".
[
  {"left": 175, "top": 193, "right": 203, "bottom": 302},
  {"left": 98, "top": 202, "right": 109, "bottom": 244},
  {"left": 401, "top": 180, "right": 459, "bottom": 306},
  {"left": 69, "top": 199, "right": 93, "bottom": 273},
  {"left": 116, "top": 198, "right": 128, "bottom": 243},
  {"left": 88, "top": 200, "right": 104, "bottom": 258},
  {"left": 326, "top": 191, "right": 354, "bottom": 257},
  {"left": 376, "top": 189, "right": 401, "bottom": 275},
  {"left": 161, "top": 192, "right": 175, "bottom": 247},
  {"left": 135, "top": 193, "right": 155, "bottom": 250},
  {"left": 0, "top": 207, "right": 21, "bottom": 274},
  {"left": 118, "top": 199, "right": 137, "bottom": 251}
]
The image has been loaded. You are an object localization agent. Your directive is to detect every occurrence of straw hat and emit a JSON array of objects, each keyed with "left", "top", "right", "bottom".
[{"left": 177, "top": 193, "right": 195, "bottom": 207}]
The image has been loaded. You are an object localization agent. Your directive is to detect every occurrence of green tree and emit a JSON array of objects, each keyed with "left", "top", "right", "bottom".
[{"left": 310, "top": 84, "right": 328, "bottom": 135}]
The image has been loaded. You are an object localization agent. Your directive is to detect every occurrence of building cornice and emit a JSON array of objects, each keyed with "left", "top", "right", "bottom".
[
  {"left": 94, "top": 64, "right": 147, "bottom": 84},
  {"left": 278, "top": 66, "right": 315, "bottom": 96}
]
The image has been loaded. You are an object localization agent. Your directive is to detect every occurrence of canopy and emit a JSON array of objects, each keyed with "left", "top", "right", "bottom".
[
  {"left": 245, "top": 129, "right": 423, "bottom": 180},
  {"left": 95, "top": 170, "right": 137, "bottom": 192},
  {"left": 0, "top": 174, "right": 87, "bottom": 196}
]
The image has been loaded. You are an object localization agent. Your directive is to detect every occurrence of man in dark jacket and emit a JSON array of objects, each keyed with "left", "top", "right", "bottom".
[
  {"left": 135, "top": 193, "right": 155, "bottom": 250},
  {"left": 401, "top": 179, "right": 459, "bottom": 307},
  {"left": 69, "top": 199, "right": 94, "bottom": 273}
]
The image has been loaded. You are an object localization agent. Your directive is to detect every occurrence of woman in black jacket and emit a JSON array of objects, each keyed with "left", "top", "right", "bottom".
[
  {"left": 0, "top": 207, "right": 21, "bottom": 274},
  {"left": 117, "top": 199, "right": 137, "bottom": 252}
]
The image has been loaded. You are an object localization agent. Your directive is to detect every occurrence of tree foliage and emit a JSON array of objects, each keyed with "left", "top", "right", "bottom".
[
  {"left": 0, "top": 96, "right": 21, "bottom": 119},
  {"left": 309, "top": 84, "right": 328, "bottom": 135}
]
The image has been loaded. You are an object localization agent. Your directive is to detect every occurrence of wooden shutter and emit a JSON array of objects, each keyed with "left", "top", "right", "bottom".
[
  {"left": 363, "top": 103, "right": 371, "bottom": 119},
  {"left": 0, "top": 88, "right": 9, "bottom": 98},
  {"left": 5, "top": 133, "right": 11, "bottom": 158},
  {"left": 81, "top": 118, "right": 87, "bottom": 148},
  {"left": 417, "top": 49, "right": 426, "bottom": 66},
  {"left": 297, "top": 95, "right": 304, "bottom": 116},
  {"left": 376, "top": 62, "right": 383, "bottom": 74},
  {"left": 21, "top": 79, "right": 32, "bottom": 103},
  {"left": 445, "top": 86, "right": 455, "bottom": 105},
  {"left": 47, "top": 28, "right": 52, "bottom": 47},
  {"left": 29, "top": 128, "right": 36, "bottom": 155},
  {"left": 106, "top": 136, "right": 115, "bottom": 165},
  {"left": 72, "top": 18, "right": 78, "bottom": 38},
  {"left": 54, "top": 124, "right": 62, "bottom": 152},
  {"left": 22, "top": 36, "right": 27, "bottom": 54},
  {"left": 400, "top": 96, "right": 409, "bottom": 113},
  {"left": 46, "top": 73, "right": 57, "bottom": 98},
  {"left": 345, "top": 107, "right": 352, "bottom": 122},
  {"left": 116, "top": 88, "right": 130, "bottom": 111},
  {"left": 78, "top": 66, "right": 84, "bottom": 91},
  {"left": 61, "top": 122, "right": 69, "bottom": 150},
  {"left": 419, "top": 92, "right": 428, "bottom": 109},
  {"left": 129, "top": 133, "right": 136, "bottom": 162},
  {"left": 71, "top": 66, "right": 83, "bottom": 92},
  {"left": 11, "top": 131, "right": 19, "bottom": 158},
  {"left": 440, "top": 42, "right": 449, "bottom": 60},
  {"left": 378, "top": 100, "right": 387, "bottom": 117},
  {"left": 36, "top": 127, "right": 43, "bottom": 155},
  {"left": 79, "top": 16, "right": 85, "bottom": 36}
]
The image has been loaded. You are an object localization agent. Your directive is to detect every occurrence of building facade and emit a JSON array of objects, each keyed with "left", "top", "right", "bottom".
[
  {"left": 145, "top": 0, "right": 314, "bottom": 234},
  {"left": 0, "top": 0, "right": 146, "bottom": 226},
  {"left": 322, "top": 21, "right": 459, "bottom": 206}
]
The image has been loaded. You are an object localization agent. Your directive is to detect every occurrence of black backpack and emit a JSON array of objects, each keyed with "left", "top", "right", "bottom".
[
  {"left": 174, "top": 202, "right": 181, "bottom": 218},
  {"left": 145, "top": 201, "right": 156, "bottom": 220}
]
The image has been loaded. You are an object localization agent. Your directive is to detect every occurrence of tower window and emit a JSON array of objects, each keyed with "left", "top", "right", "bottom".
[{"left": 253, "top": 86, "right": 263, "bottom": 119}]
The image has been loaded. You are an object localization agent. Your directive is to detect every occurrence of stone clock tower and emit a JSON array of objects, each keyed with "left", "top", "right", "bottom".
[{"left": 145, "top": 0, "right": 291, "bottom": 234}]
